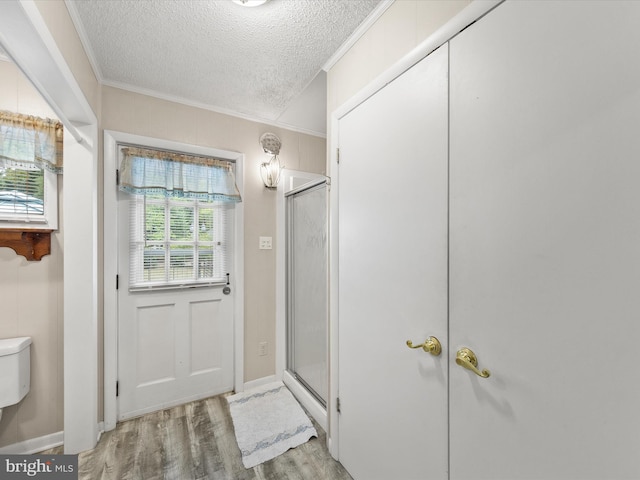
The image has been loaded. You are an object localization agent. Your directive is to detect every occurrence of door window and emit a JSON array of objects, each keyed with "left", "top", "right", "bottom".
[
  {"left": 128, "top": 195, "right": 232, "bottom": 290},
  {"left": 118, "top": 143, "right": 239, "bottom": 291}
]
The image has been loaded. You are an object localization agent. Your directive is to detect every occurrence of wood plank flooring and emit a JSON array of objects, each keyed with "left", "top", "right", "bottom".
[{"left": 42, "top": 392, "right": 353, "bottom": 480}]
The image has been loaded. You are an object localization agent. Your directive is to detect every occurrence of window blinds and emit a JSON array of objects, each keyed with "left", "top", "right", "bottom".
[
  {"left": 128, "top": 195, "right": 233, "bottom": 289},
  {"left": 0, "top": 168, "right": 44, "bottom": 216}
]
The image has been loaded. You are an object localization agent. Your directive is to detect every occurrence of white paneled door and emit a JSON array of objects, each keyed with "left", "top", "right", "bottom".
[
  {"left": 337, "top": 1, "right": 640, "bottom": 479},
  {"left": 449, "top": 1, "right": 640, "bottom": 478},
  {"left": 338, "top": 45, "right": 449, "bottom": 480},
  {"left": 117, "top": 193, "right": 234, "bottom": 421}
]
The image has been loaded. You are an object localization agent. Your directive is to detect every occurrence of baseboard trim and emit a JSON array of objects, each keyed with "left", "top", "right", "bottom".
[
  {"left": 283, "top": 371, "right": 327, "bottom": 431},
  {"left": 0, "top": 431, "right": 64, "bottom": 454},
  {"left": 96, "top": 421, "right": 104, "bottom": 444},
  {"left": 243, "top": 374, "right": 278, "bottom": 392}
]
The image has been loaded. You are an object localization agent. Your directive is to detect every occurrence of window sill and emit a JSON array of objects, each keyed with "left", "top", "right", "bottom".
[{"left": 0, "top": 229, "right": 53, "bottom": 261}]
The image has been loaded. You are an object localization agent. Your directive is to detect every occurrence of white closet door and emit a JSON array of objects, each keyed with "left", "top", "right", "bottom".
[
  {"left": 337, "top": 45, "right": 449, "bottom": 480},
  {"left": 449, "top": 2, "right": 640, "bottom": 478}
]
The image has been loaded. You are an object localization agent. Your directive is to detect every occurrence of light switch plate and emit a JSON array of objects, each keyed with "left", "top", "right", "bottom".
[{"left": 259, "top": 236, "right": 272, "bottom": 250}]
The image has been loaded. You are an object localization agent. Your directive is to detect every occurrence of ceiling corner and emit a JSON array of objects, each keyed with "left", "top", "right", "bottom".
[
  {"left": 64, "top": 0, "right": 104, "bottom": 83},
  {"left": 322, "top": 0, "right": 395, "bottom": 72}
]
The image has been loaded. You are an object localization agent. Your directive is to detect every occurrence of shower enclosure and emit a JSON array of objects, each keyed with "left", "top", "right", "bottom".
[{"left": 285, "top": 176, "right": 329, "bottom": 408}]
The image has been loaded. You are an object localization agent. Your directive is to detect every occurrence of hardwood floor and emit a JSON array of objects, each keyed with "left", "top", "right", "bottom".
[{"left": 42, "top": 392, "right": 352, "bottom": 480}]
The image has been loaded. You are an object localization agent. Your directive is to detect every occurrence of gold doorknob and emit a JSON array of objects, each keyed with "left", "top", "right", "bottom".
[
  {"left": 406, "top": 336, "right": 442, "bottom": 356},
  {"left": 456, "top": 347, "right": 490, "bottom": 378}
]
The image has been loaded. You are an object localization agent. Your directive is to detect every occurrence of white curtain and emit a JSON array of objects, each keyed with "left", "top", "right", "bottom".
[
  {"left": 119, "top": 146, "right": 241, "bottom": 203},
  {"left": 0, "top": 110, "right": 63, "bottom": 173}
]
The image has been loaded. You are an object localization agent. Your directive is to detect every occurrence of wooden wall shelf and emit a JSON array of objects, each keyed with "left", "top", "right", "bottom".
[{"left": 0, "top": 229, "right": 53, "bottom": 261}]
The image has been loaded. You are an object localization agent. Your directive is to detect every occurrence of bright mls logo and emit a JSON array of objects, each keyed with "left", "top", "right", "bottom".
[{"left": 0, "top": 455, "right": 78, "bottom": 479}]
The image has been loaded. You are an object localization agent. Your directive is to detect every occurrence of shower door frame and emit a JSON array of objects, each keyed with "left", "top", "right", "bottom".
[{"left": 285, "top": 177, "right": 330, "bottom": 409}]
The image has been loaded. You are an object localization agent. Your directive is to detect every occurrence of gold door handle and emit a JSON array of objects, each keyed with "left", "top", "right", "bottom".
[
  {"left": 456, "top": 347, "right": 490, "bottom": 378},
  {"left": 406, "top": 336, "right": 442, "bottom": 356}
]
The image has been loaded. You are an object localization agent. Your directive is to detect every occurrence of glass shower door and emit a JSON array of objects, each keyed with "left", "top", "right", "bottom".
[{"left": 286, "top": 180, "right": 328, "bottom": 405}]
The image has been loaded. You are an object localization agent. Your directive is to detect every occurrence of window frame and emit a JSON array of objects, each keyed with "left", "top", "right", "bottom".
[
  {"left": 128, "top": 194, "right": 232, "bottom": 291},
  {"left": 0, "top": 165, "right": 58, "bottom": 230}
]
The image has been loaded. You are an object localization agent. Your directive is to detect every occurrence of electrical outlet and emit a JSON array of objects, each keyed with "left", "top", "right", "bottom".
[
  {"left": 259, "top": 236, "right": 272, "bottom": 250},
  {"left": 259, "top": 342, "right": 268, "bottom": 356}
]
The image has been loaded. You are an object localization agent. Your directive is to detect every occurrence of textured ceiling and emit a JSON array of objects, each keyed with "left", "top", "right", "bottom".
[{"left": 67, "top": 0, "right": 382, "bottom": 135}]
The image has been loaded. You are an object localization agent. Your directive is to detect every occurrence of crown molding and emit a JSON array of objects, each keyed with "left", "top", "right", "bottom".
[
  {"left": 64, "top": 0, "right": 104, "bottom": 83},
  {"left": 102, "top": 79, "right": 326, "bottom": 138},
  {"left": 322, "top": 0, "right": 395, "bottom": 72}
]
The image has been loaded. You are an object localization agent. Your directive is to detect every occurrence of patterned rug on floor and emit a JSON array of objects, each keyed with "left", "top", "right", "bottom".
[{"left": 227, "top": 381, "right": 318, "bottom": 468}]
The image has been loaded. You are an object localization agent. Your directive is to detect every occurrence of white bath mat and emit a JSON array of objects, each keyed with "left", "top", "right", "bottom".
[{"left": 227, "top": 381, "right": 318, "bottom": 468}]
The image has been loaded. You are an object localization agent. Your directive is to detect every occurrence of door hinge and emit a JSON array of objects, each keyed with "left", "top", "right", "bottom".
[
  {"left": 116, "top": 381, "right": 119, "bottom": 397},
  {"left": 116, "top": 274, "right": 119, "bottom": 290},
  {"left": 116, "top": 169, "right": 120, "bottom": 186},
  {"left": 336, "top": 148, "right": 340, "bottom": 164},
  {"left": 336, "top": 397, "right": 341, "bottom": 413}
]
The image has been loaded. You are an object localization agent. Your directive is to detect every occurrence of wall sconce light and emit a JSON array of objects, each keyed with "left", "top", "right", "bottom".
[{"left": 259, "top": 133, "right": 283, "bottom": 188}]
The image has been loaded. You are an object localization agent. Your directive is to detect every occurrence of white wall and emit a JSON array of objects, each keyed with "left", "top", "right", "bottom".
[
  {"left": 101, "top": 86, "right": 326, "bottom": 382},
  {"left": 327, "top": 0, "right": 471, "bottom": 118},
  {"left": 0, "top": 59, "right": 64, "bottom": 449}
]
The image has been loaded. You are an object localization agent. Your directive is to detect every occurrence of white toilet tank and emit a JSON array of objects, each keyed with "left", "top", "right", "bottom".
[{"left": 0, "top": 337, "right": 31, "bottom": 408}]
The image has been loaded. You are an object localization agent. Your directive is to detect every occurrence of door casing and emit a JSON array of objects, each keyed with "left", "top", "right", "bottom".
[
  {"left": 103, "top": 130, "right": 245, "bottom": 431},
  {"left": 276, "top": 169, "right": 330, "bottom": 431}
]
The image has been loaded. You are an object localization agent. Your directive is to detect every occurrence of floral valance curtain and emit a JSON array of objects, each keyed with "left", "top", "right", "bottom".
[
  {"left": 119, "top": 146, "right": 242, "bottom": 203},
  {"left": 0, "top": 110, "right": 64, "bottom": 174}
]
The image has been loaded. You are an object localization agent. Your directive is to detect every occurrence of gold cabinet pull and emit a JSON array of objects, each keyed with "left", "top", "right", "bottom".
[
  {"left": 406, "top": 336, "right": 442, "bottom": 356},
  {"left": 456, "top": 347, "right": 490, "bottom": 378}
]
